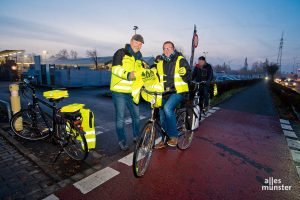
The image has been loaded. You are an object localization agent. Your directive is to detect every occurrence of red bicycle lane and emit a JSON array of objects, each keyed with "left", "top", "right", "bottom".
[{"left": 53, "top": 108, "right": 300, "bottom": 200}]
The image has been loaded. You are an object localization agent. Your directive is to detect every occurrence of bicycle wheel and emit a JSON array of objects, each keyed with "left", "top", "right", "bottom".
[
  {"left": 176, "top": 111, "right": 194, "bottom": 150},
  {"left": 132, "top": 121, "right": 155, "bottom": 177},
  {"left": 10, "top": 109, "right": 51, "bottom": 140},
  {"left": 58, "top": 121, "right": 88, "bottom": 161}
]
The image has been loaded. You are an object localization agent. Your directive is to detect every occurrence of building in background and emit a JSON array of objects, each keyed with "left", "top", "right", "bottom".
[{"left": 0, "top": 50, "right": 25, "bottom": 81}]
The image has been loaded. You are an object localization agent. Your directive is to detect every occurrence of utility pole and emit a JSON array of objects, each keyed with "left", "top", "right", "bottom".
[
  {"left": 133, "top": 26, "right": 138, "bottom": 34},
  {"left": 293, "top": 57, "right": 297, "bottom": 74},
  {"left": 276, "top": 32, "right": 284, "bottom": 75}
]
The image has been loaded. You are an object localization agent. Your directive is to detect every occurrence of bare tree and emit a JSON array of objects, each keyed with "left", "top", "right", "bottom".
[
  {"left": 70, "top": 50, "right": 78, "bottom": 59},
  {"left": 86, "top": 49, "right": 98, "bottom": 68},
  {"left": 266, "top": 62, "right": 279, "bottom": 81},
  {"left": 56, "top": 49, "right": 69, "bottom": 60}
]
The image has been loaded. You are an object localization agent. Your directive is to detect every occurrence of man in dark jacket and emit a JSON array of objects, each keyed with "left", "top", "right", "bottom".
[
  {"left": 153, "top": 41, "right": 191, "bottom": 148},
  {"left": 192, "top": 56, "right": 213, "bottom": 111}
]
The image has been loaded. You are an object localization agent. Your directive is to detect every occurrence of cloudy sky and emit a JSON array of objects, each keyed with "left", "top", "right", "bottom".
[{"left": 1, "top": 0, "right": 300, "bottom": 71}]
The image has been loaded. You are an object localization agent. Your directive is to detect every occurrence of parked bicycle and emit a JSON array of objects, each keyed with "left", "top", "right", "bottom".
[
  {"left": 10, "top": 77, "right": 88, "bottom": 161},
  {"left": 132, "top": 87, "right": 196, "bottom": 177}
]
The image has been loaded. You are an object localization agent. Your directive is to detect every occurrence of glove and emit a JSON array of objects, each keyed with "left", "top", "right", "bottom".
[
  {"left": 178, "top": 67, "right": 186, "bottom": 76},
  {"left": 127, "top": 72, "right": 136, "bottom": 81}
]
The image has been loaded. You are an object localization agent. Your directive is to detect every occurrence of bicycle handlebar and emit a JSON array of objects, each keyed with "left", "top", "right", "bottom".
[
  {"left": 191, "top": 81, "right": 206, "bottom": 85},
  {"left": 141, "top": 87, "right": 163, "bottom": 96}
]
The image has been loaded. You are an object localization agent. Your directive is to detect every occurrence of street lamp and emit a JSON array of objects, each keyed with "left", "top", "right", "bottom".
[
  {"left": 203, "top": 51, "right": 208, "bottom": 59},
  {"left": 133, "top": 26, "right": 138, "bottom": 34},
  {"left": 42, "top": 50, "right": 48, "bottom": 64}
]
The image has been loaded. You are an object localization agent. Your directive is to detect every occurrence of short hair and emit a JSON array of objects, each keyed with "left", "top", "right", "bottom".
[
  {"left": 198, "top": 56, "right": 206, "bottom": 61},
  {"left": 163, "top": 41, "right": 175, "bottom": 49}
]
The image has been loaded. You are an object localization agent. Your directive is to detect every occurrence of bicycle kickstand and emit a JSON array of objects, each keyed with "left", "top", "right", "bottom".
[{"left": 53, "top": 148, "right": 63, "bottom": 163}]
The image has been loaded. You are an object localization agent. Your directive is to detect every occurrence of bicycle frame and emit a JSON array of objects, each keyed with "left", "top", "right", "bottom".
[
  {"left": 22, "top": 80, "right": 63, "bottom": 140},
  {"left": 149, "top": 106, "right": 170, "bottom": 142}
]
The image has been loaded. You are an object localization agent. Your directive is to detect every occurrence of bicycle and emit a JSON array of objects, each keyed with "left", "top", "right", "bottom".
[
  {"left": 132, "top": 88, "right": 195, "bottom": 177},
  {"left": 10, "top": 77, "right": 88, "bottom": 161},
  {"left": 191, "top": 81, "right": 210, "bottom": 117}
]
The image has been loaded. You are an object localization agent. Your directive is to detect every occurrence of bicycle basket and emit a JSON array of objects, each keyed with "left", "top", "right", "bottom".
[{"left": 43, "top": 90, "right": 69, "bottom": 99}]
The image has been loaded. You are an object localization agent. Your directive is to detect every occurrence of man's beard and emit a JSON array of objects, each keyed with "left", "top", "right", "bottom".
[{"left": 133, "top": 48, "right": 140, "bottom": 53}]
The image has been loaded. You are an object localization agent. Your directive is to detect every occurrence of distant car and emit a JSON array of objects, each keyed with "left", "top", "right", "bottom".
[{"left": 283, "top": 79, "right": 297, "bottom": 87}]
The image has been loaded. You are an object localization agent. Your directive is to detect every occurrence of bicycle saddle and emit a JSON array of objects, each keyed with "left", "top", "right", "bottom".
[{"left": 43, "top": 90, "right": 69, "bottom": 102}]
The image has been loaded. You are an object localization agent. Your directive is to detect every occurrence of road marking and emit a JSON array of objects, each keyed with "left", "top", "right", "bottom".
[
  {"left": 281, "top": 124, "right": 293, "bottom": 131},
  {"left": 290, "top": 150, "right": 300, "bottom": 163},
  {"left": 95, "top": 131, "right": 103, "bottom": 135},
  {"left": 95, "top": 125, "right": 110, "bottom": 134},
  {"left": 296, "top": 166, "right": 300, "bottom": 179},
  {"left": 73, "top": 167, "right": 120, "bottom": 194},
  {"left": 286, "top": 138, "right": 300, "bottom": 150},
  {"left": 118, "top": 152, "right": 133, "bottom": 166},
  {"left": 208, "top": 109, "right": 216, "bottom": 113},
  {"left": 125, "top": 115, "right": 146, "bottom": 125},
  {"left": 283, "top": 130, "right": 298, "bottom": 138},
  {"left": 212, "top": 107, "right": 220, "bottom": 110},
  {"left": 280, "top": 119, "right": 290, "bottom": 125},
  {"left": 42, "top": 194, "right": 59, "bottom": 200},
  {"left": 205, "top": 113, "right": 212, "bottom": 117}
]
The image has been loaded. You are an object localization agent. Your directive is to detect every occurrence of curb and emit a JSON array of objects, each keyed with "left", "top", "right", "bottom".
[{"left": 279, "top": 119, "right": 300, "bottom": 180}]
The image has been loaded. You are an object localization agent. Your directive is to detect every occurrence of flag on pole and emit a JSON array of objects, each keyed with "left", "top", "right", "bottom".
[{"left": 190, "top": 25, "right": 198, "bottom": 66}]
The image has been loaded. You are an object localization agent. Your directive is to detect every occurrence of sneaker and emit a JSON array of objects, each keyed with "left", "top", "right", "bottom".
[
  {"left": 167, "top": 137, "right": 178, "bottom": 147},
  {"left": 118, "top": 141, "right": 129, "bottom": 151},
  {"left": 154, "top": 141, "right": 166, "bottom": 149}
]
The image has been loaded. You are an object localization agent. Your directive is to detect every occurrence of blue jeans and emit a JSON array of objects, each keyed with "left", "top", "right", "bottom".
[
  {"left": 112, "top": 92, "right": 140, "bottom": 143},
  {"left": 159, "top": 93, "right": 184, "bottom": 138}
]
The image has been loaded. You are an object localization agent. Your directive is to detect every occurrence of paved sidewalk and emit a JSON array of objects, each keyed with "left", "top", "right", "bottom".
[{"left": 0, "top": 134, "right": 59, "bottom": 199}]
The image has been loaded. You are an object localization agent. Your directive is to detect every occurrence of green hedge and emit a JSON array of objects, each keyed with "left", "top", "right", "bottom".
[{"left": 269, "top": 82, "right": 300, "bottom": 113}]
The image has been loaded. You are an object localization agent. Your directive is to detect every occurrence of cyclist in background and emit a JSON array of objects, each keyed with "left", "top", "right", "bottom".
[{"left": 192, "top": 56, "right": 213, "bottom": 112}]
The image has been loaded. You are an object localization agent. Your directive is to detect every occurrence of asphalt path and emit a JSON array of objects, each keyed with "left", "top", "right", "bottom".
[{"left": 51, "top": 80, "right": 300, "bottom": 200}]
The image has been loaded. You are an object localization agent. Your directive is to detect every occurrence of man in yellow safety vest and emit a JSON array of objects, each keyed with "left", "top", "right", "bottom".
[
  {"left": 110, "top": 34, "right": 144, "bottom": 151},
  {"left": 153, "top": 41, "right": 191, "bottom": 148}
]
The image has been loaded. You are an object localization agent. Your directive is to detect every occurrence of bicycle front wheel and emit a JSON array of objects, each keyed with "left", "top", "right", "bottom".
[
  {"left": 10, "top": 109, "right": 51, "bottom": 140},
  {"left": 132, "top": 121, "right": 155, "bottom": 177},
  {"left": 58, "top": 121, "right": 88, "bottom": 161},
  {"left": 176, "top": 111, "right": 194, "bottom": 150}
]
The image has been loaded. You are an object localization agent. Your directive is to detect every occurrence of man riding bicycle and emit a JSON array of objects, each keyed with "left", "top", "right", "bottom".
[
  {"left": 152, "top": 41, "right": 191, "bottom": 148},
  {"left": 192, "top": 56, "right": 213, "bottom": 112}
]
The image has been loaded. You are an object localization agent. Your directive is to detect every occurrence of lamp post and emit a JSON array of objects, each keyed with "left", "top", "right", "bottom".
[
  {"left": 133, "top": 26, "right": 138, "bottom": 34},
  {"left": 42, "top": 50, "right": 47, "bottom": 64}
]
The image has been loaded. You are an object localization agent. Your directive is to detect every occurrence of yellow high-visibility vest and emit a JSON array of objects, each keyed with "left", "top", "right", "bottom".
[
  {"left": 157, "top": 56, "right": 189, "bottom": 93},
  {"left": 110, "top": 54, "right": 143, "bottom": 93}
]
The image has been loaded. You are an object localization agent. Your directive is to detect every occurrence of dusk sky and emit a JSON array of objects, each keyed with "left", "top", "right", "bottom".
[{"left": 1, "top": 0, "right": 300, "bottom": 72}]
